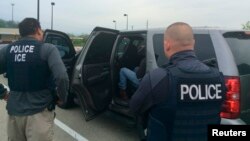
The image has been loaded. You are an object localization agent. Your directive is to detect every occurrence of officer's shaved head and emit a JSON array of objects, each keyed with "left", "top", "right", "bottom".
[{"left": 163, "top": 22, "right": 195, "bottom": 58}]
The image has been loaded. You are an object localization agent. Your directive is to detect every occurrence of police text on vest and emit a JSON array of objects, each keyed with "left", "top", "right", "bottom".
[
  {"left": 10, "top": 45, "right": 34, "bottom": 62},
  {"left": 180, "top": 84, "right": 222, "bottom": 100}
]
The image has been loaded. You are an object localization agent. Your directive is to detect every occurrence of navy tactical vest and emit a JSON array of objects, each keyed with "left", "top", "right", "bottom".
[
  {"left": 6, "top": 39, "right": 50, "bottom": 92},
  {"left": 147, "top": 65, "right": 226, "bottom": 141}
]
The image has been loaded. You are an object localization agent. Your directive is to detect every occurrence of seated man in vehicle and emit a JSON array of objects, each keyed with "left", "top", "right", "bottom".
[{"left": 118, "top": 43, "right": 146, "bottom": 100}]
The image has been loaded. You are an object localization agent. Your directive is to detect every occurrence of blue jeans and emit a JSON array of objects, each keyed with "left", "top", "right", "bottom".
[{"left": 118, "top": 67, "right": 139, "bottom": 90}]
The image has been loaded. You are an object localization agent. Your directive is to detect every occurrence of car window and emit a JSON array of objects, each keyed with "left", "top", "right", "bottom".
[
  {"left": 224, "top": 31, "right": 250, "bottom": 75},
  {"left": 45, "top": 35, "right": 70, "bottom": 58},
  {"left": 153, "top": 34, "right": 217, "bottom": 67},
  {"left": 114, "top": 35, "right": 146, "bottom": 70},
  {"left": 84, "top": 32, "right": 116, "bottom": 64},
  {"left": 116, "top": 37, "right": 130, "bottom": 59}
]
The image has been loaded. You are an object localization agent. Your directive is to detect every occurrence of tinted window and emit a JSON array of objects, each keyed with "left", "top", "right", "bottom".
[
  {"left": 153, "top": 34, "right": 217, "bottom": 67},
  {"left": 152, "top": 34, "right": 165, "bottom": 66},
  {"left": 116, "top": 37, "right": 130, "bottom": 58},
  {"left": 224, "top": 32, "right": 250, "bottom": 75},
  {"left": 45, "top": 35, "right": 71, "bottom": 58},
  {"left": 85, "top": 32, "right": 116, "bottom": 64},
  {"left": 194, "top": 34, "right": 217, "bottom": 68}
]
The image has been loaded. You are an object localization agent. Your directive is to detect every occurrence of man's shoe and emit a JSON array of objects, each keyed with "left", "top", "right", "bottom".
[{"left": 120, "top": 90, "right": 128, "bottom": 100}]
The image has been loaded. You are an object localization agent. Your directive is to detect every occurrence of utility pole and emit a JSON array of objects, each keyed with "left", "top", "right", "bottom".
[
  {"left": 113, "top": 20, "right": 117, "bottom": 29},
  {"left": 11, "top": 3, "right": 14, "bottom": 22},
  {"left": 146, "top": 20, "right": 148, "bottom": 29},
  {"left": 124, "top": 14, "right": 128, "bottom": 30},
  {"left": 51, "top": 2, "right": 55, "bottom": 30},
  {"left": 37, "top": 0, "right": 40, "bottom": 22}
]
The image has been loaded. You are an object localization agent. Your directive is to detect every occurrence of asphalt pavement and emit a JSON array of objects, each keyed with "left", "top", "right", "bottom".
[{"left": 0, "top": 75, "right": 139, "bottom": 141}]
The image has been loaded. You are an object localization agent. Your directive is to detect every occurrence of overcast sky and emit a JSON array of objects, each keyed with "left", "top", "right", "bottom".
[{"left": 0, "top": 0, "right": 249, "bottom": 35}]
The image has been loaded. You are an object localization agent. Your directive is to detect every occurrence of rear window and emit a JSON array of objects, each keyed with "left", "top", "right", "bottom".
[
  {"left": 153, "top": 34, "right": 217, "bottom": 67},
  {"left": 224, "top": 32, "right": 250, "bottom": 75}
]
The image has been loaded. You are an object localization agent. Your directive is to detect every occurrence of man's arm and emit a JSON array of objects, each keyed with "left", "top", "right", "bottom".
[
  {"left": 42, "top": 43, "right": 69, "bottom": 104},
  {"left": 130, "top": 67, "right": 169, "bottom": 115},
  {"left": 129, "top": 73, "right": 153, "bottom": 115},
  {"left": 136, "top": 58, "right": 146, "bottom": 79}
]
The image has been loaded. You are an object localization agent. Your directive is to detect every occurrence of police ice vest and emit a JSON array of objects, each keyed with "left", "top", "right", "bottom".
[
  {"left": 6, "top": 39, "right": 50, "bottom": 92},
  {"left": 147, "top": 65, "right": 225, "bottom": 141}
]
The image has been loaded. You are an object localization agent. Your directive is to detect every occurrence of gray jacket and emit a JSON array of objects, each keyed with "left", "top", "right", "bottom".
[{"left": 0, "top": 37, "right": 69, "bottom": 116}]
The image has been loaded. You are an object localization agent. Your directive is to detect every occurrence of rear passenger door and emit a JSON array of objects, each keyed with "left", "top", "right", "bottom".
[
  {"left": 43, "top": 30, "right": 76, "bottom": 79},
  {"left": 71, "top": 27, "right": 119, "bottom": 120}
]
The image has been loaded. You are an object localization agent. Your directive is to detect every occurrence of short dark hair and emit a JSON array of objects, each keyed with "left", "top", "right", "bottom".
[{"left": 18, "top": 18, "right": 41, "bottom": 37}]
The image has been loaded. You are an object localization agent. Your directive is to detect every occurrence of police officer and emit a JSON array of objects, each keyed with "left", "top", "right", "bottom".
[
  {"left": 0, "top": 18, "right": 69, "bottom": 141},
  {"left": 129, "top": 22, "right": 226, "bottom": 141}
]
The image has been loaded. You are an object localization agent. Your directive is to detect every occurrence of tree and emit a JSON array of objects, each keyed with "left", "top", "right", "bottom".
[
  {"left": 0, "top": 19, "right": 18, "bottom": 28},
  {"left": 242, "top": 21, "right": 250, "bottom": 30},
  {"left": 67, "top": 33, "right": 89, "bottom": 47},
  {"left": 0, "top": 19, "right": 6, "bottom": 27},
  {"left": 6, "top": 21, "right": 18, "bottom": 28}
]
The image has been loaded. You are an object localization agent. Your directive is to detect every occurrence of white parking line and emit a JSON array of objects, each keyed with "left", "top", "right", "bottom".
[{"left": 54, "top": 118, "right": 88, "bottom": 141}]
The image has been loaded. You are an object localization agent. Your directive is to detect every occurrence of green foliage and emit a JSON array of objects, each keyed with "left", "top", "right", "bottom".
[
  {"left": 72, "top": 38, "right": 84, "bottom": 46},
  {"left": 0, "top": 19, "right": 6, "bottom": 27},
  {"left": 68, "top": 33, "right": 89, "bottom": 47},
  {"left": 242, "top": 21, "right": 250, "bottom": 30},
  {"left": 0, "top": 19, "right": 18, "bottom": 28}
]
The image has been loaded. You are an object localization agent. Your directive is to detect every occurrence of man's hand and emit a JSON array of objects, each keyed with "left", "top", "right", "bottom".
[
  {"left": 0, "top": 84, "right": 8, "bottom": 100},
  {"left": 3, "top": 91, "right": 8, "bottom": 101},
  {"left": 56, "top": 99, "right": 64, "bottom": 105}
]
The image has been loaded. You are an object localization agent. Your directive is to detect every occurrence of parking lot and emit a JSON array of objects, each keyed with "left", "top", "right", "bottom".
[{"left": 0, "top": 75, "right": 139, "bottom": 141}]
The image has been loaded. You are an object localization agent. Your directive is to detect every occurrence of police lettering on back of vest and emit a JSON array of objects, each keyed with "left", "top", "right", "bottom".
[
  {"left": 180, "top": 83, "right": 222, "bottom": 101},
  {"left": 9, "top": 45, "right": 34, "bottom": 62}
]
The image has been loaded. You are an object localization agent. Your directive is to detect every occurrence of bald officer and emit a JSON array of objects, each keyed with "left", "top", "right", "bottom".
[{"left": 130, "top": 22, "right": 226, "bottom": 141}]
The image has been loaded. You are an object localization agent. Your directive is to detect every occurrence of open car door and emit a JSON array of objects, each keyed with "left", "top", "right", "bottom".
[
  {"left": 43, "top": 29, "right": 76, "bottom": 108},
  {"left": 71, "top": 27, "right": 119, "bottom": 121}
]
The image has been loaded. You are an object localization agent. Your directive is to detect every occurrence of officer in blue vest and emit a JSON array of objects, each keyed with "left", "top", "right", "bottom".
[
  {"left": 130, "top": 22, "right": 226, "bottom": 141},
  {"left": 0, "top": 18, "right": 69, "bottom": 141}
]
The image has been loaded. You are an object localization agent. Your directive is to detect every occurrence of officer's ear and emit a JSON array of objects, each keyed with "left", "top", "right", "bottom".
[
  {"left": 36, "top": 28, "right": 44, "bottom": 41},
  {"left": 192, "top": 39, "right": 195, "bottom": 48},
  {"left": 164, "top": 39, "right": 171, "bottom": 57},
  {"left": 164, "top": 38, "right": 172, "bottom": 50}
]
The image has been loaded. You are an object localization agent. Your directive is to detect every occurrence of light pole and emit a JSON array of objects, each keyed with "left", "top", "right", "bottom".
[
  {"left": 51, "top": 2, "right": 55, "bottom": 30},
  {"left": 11, "top": 3, "right": 14, "bottom": 22},
  {"left": 123, "top": 14, "right": 128, "bottom": 30},
  {"left": 37, "top": 0, "right": 40, "bottom": 22},
  {"left": 113, "top": 20, "right": 116, "bottom": 29},
  {"left": 146, "top": 20, "right": 148, "bottom": 29}
]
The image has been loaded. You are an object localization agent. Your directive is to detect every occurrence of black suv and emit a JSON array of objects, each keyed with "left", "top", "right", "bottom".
[{"left": 44, "top": 27, "right": 250, "bottom": 133}]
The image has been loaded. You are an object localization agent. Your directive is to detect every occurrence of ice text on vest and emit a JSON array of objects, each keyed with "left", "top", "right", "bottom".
[{"left": 10, "top": 45, "right": 34, "bottom": 62}]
